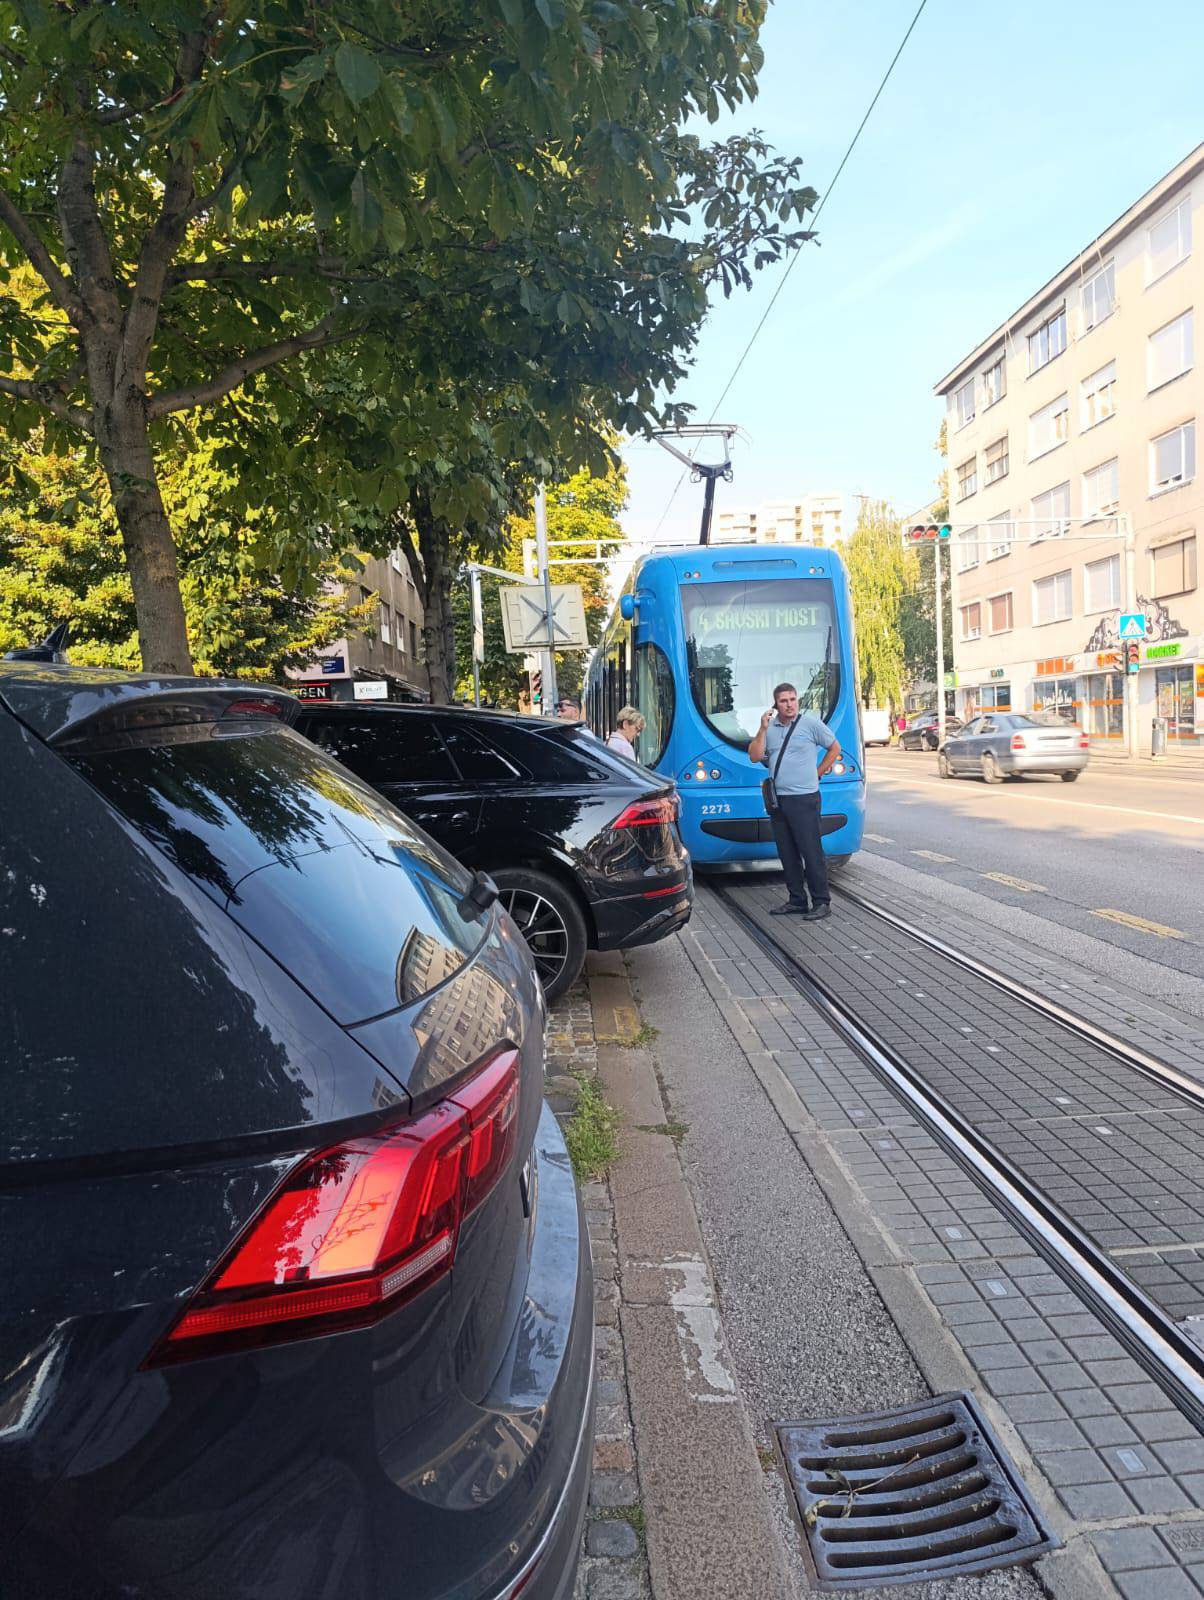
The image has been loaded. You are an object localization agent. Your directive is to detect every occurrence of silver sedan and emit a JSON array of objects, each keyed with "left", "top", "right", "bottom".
[{"left": 938, "top": 711, "right": 1090, "bottom": 783}]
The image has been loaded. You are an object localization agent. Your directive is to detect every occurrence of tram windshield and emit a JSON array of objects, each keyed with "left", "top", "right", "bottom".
[{"left": 681, "top": 576, "right": 839, "bottom": 748}]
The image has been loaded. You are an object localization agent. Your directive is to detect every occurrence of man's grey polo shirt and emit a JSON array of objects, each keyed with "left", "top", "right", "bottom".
[{"left": 758, "top": 713, "right": 836, "bottom": 796}]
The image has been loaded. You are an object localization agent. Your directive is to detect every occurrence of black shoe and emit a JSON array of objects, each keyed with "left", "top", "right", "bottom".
[
  {"left": 770, "top": 900, "right": 808, "bottom": 916},
  {"left": 801, "top": 902, "right": 831, "bottom": 921}
]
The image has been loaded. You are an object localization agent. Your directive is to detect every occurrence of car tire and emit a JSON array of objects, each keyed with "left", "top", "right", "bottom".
[
  {"left": 1060, "top": 770, "right": 1080, "bottom": 783},
  {"left": 489, "top": 867, "right": 587, "bottom": 1004},
  {"left": 937, "top": 752, "right": 952, "bottom": 779},
  {"left": 981, "top": 752, "right": 1003, "bottom": 784}
]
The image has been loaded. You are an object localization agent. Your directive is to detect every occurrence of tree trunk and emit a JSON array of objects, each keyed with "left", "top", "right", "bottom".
[
  {"left": 95, "top": 399, "right": 193, "bottom": 674},
  {"left": 412, "top": 491, "right": 456, "bottom": 704}
]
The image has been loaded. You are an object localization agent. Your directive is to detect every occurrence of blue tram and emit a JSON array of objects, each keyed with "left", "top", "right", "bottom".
[{"left": 586, "top": 545, "right": 865, "bottom": 867}]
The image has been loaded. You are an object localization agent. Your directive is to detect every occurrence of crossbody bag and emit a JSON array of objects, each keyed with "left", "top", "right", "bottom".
[{"left": 760, "top": 715, "right": 800, "bottom": 816}]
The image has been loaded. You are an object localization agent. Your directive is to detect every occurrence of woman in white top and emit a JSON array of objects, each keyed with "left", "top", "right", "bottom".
[{"left": 606, "top": 706, "right": 645, "bottom": 758}]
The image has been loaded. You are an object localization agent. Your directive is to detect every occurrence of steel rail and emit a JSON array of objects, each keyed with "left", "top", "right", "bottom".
[
  {"left": 833, "top": 883, "right": 1204, "bottom": 1111},
  {"left": 711, "top": 883, "right": 1204, "bottom": 1434}
]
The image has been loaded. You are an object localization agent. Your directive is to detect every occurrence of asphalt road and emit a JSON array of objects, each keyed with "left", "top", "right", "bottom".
[{"left": 860, "top": 748, "right": 1204, "bottom": 996}]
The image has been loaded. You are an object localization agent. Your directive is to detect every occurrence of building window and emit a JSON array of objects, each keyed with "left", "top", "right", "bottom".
[
  {"left": 956, "top": 527, "right": 979, "bottom": 571},
  {"left": 396, "top": 613, "right": 407, "bottom": 654},
  {"left": 1151, "top": 533, "right": 1197, "bottom": 598},
  {"left": 1147, "top": 195, "right": 1191, "bottom": 284},
  {"left": 953, "top": 377, "right": 975, "bottom": 430},
  {"left": 1082, "top": 457, "right": 1119, "bottom": 521},
  {"left": 984, "top": 435, "right": 1009, "bottom": 484},
  {"left": 1081, "top": 360, "right": 1116, "bottom": 430},
  {"left": 983, "top": 355, "right": 1006, "bottom": 408},
  {"left": 987, "top": 593, "right": 1013, "bottom": 634},
  {"left": 1147, "top": 309, "right": 1194, "bottom": 391},
  {"left": 390, "top": 548, "right": 403, "bottom": 574},
  {"left": 1029, "top": 393, "right": 1069, "bottom": 459},
  {"left": 956, "top": 456, "right": 977, "bottom": 500},
  {"left": 1031, "top": 481, "right": 1071, "bottom": 540},
  {"left": 1032, "top": 569, "right": 1073, "bottom": 625},
  {"left": 987, "top": 512, "right": 1014, "bottom": 560},
  {"left": 1084, "top": 553, "right": 1121, "bottom": 611},
  {"left": 1027, "top": 307, "right": 1067, "bottom": 374},
  {"left": 1082, "top": 261, "right": 1115, "bottom": 331},
  {"left": 1150, "top": 421, "right": 1196, "bottom": 494},
  {"left": 978, "top": 682, "right": 1012, "bottom": 711},
  {"left": 410, "top": 619, "right": 420, "bottom": 658},
  {"left": 959, "top": 602, "right": 982, "bottom": 641}
]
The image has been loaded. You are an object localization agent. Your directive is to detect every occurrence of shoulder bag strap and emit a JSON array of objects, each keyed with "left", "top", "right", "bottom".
[{"left": 771, "top": 714, "right": 801, "bottom": 781}]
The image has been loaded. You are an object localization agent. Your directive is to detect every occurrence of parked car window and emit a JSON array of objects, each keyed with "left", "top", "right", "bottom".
[
  {"left": 70, "top": 727, "right": 485, "bottom": 1019},
  {"left": 304, "top": 713, "right": 457, "bottom": 786},
  {"left": 437, "top": 719, "right": 523, "bottom": 781},
  {"left": 979, "top": 719, "right": 997, "bottom": 734},
  {"left": 484, "top": 719, "right": 609, "bottom": 782},
  {"left": 959, "top": 719, "right": 981, "bottom": 736}
]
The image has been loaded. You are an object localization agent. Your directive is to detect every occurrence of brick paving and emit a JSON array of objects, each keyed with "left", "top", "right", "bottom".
[
  {"left": 684, "top": 884, "right": 1204, "bottom": 1599},
  {"left": 727, "top": 875, "right": 1204, "bottom": 1324},
  {"left": 546, "top": 979, "right": 650, "bottom": 1600}
]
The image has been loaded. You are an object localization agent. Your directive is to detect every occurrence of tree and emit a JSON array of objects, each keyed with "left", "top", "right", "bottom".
[
  {"left": 452, "top": 463, "right": 624, "bottom": 707},
  {"left": 1, "top": 2, "right": 815, "bottom": 675},
  {"left": 841, "top": 500, "right": 910, "bottom": 713},
  {"left": 898, "top": 422, "right": 952, "bottom": 689},
  {"left": 0, "top": 427, "right": 365, "bottom": 676}
]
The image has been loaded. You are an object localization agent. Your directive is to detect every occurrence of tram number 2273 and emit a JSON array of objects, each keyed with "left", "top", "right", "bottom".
[{"left": 700, "top": 802, "right": 732, "bottom": 816}]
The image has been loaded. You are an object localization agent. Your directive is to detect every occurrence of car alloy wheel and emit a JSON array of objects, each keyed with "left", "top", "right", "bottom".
[
  {"left": 981, "top": 752, "right": 1002, "bottom": 784},
  {"left": 489, "top": 866, "right": 588, "bottom": 1003},
  {"left": 937, "top": 751, "right": 952, "bottom": 779}
]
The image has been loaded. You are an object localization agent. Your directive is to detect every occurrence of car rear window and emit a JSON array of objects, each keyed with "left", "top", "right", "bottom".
[
  {"left": 478, "top": 720, "right": 613, "bottom": 782},
  {"left": 70, "top": 727, "right": 487, "bottom": 1021}
]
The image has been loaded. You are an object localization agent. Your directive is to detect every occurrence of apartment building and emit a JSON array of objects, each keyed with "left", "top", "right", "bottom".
[
  {"left": 936, "top": 145, "right": 1204, "bottom": 752},
  {"left": 286, "top": 547, "right": 429, "bottom": 703},
  {"left": 714, "top": 493, "right": 846, "bottom": 547}
]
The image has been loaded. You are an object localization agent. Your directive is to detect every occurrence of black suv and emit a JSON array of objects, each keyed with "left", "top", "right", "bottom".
[
  {"left": 296, "top": 703, "right": 693, "bottom": 1001},
  {"left": 1, "top": 662, "right": 593, "bottom": 1600}
]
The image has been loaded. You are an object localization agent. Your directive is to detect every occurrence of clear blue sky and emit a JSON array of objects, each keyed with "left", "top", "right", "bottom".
[{"left": 621, "top": 0, "right": 1204, "bottom": 545}]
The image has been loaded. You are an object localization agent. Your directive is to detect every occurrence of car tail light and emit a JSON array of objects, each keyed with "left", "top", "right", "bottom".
[
  {"left": 146, "top": 1048, "right": 520, "bottom": 1366},
  {"left": 1078, "top": 734, "right": 1090, "bottom": 749},
  {"left": 1011, "top": 734, "right": 1026, "bottom": 751},
  {"left": 613, "top": 795, "right": 678, "bottom": 829}
]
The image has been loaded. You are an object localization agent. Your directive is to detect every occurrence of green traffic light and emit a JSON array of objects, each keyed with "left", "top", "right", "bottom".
[{"left": 938, "top": 525, "right": 951, "bottom": 539}]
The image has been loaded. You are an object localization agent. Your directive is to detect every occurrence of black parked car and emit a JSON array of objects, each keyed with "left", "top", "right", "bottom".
[
  {"left": 899, "top": 710, "right": 963, "bottom": 750},
  {"left": 1, "top": 662, "right": 593, "bottom": 1600},
  {"left": 296, "top": 703, "right": 694, "bottom": 1002}
]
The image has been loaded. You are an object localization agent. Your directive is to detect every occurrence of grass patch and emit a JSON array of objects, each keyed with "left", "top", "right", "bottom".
[
  {"left": 634, "top": 1118, "right": 689, "bottom": 1143},
  {"left": 596, "top": 1502, "right": 647, "bottom": 1548},
  {"left": 757, "top": 1445, "right": 778, "bottom": 1474},
  {"left": 619, "top": 1021, "right": 659, "bottom": 1049},
  {"left": 564, "top": 1071, "right": 619, "bottom": 1181}
]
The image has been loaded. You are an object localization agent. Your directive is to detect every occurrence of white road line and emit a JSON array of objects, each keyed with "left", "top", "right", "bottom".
[{"left": 872, "top": 776, "right": 1204, "bottom": 828}]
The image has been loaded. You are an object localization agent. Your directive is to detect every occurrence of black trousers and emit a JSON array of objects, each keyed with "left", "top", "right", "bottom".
[{"left": 771, "top": 792, "right": 830, "bottom": 907}]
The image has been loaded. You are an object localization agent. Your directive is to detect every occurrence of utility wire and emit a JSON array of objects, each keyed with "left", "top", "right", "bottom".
[{"left": 649, "top": 0, "right": 932, "bottom": 539}]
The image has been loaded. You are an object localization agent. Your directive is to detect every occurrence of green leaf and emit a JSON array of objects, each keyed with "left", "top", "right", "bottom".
[
  {"left": 497, "top": 0, "right": 526, "bottom": 27},
  {"left": 534, "top": 0, "right": 566, "bottom": 26},
  {"left": 335, "top": 41, "right": 381, "bottom": 105}
]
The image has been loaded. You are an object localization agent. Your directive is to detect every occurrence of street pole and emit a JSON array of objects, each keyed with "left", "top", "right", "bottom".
[
  {"left": 1122, "top": 515, "right": 1138, "bottom": 761},
  {"left": 534, "top": 483, "right": 558, "bottom": 714},
  {"left": 934, "top": 537, "right": 946, "bottom": 746},
  {"left": 469, "top": 567, "right": 483, "bottom": 708}
]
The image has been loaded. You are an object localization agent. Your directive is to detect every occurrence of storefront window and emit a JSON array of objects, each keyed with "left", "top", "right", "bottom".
[
  {"left": 1156, "top": 664, "right": 1198, "bottom": 740},
  {"left": 978, "top": 683, "right": 1011, "bottom": 710},
  {"left": 1085, "top": 672, "right": 1124, "bottom": 738},
  {"left": 1033, "top": 677, "right": 1080, "bottom": 721}
]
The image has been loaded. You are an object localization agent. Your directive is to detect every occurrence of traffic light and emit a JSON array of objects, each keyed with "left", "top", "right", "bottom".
[
  {"left": 1125, "top": 641, "right": 1140, "bottom": 676},
  {"left": 908, "top": 524, "right": 953, "bottom": 541},
  {"left": 531, "top": 668, "right": 542, "bottom": 704}
]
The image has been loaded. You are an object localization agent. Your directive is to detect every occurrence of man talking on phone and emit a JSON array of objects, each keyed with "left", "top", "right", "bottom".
[{"left": 747, "top": 682, "right": 841, "bottom": 921}]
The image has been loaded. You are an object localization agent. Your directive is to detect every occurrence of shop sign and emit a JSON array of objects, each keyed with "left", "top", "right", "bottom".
[
  {"left": 1036, "top": 656, "right": 1074, "bottom": 677},
  {"left": 1145, "top": 642, "right": 1181, "bottom": 661},
  {"left": 353, "top": 679, "right": 389, "bottom": 701},
  {"left": 320, "top": 655, "right": 346, "bottom": 675},
  {"left": 293, "top": 682, "right": 334, "bottom": 701},
  {"left": 943, "top": 671, "right": 955, "bottom": 689},
  {"left": 989, "top": 668, "right": 1005, "bottom": 679},
  {"left": 1196, "top": 663, "right": 1204, "bottom": 696}
]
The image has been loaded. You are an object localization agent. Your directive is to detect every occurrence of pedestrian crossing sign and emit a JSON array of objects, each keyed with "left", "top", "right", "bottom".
[{"left": 1118, "top": 613, "right": 1146, "bottom": 639}]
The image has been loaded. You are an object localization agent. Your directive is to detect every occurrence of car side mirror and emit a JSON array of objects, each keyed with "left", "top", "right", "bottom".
[{"left": 458, "top": 870, "right": 499, "bottom": 920}]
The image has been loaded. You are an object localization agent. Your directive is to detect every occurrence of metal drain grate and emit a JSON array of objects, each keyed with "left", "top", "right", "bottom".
[{"left": 776, "top": 1392, "right": 1056, "bottom": 1589}]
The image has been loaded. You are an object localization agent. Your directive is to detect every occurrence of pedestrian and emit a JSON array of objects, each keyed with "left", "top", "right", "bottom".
[
  {"left": 557, "top": 694, "right": 582, "bottom": 720},
  {"left": 748, "top": 682, "right": 842, "bottom": 921},
  {"left": 607, "top": 705, "right": 645, "bottom": 758}
]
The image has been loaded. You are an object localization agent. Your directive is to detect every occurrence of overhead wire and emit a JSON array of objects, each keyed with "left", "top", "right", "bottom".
[{"left": 648, "top": 0, "right": 933, "bottom": 540}]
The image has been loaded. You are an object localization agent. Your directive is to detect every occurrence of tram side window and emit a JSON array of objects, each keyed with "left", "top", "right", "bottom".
[{"left": 633, "top": 642, "right": 675, "bottom": 767}]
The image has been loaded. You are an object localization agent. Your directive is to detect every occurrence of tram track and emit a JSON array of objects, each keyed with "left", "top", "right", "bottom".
[{"left": 711, "top": 880, "right": 1204, "bottom": 1435}]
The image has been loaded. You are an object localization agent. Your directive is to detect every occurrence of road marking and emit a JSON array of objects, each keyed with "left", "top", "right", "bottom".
[
  {"left": 874, "top": 775, "right": 1204, "bottom": 828},
  {"left": 911, "top": 849, "right": 955, "bottom": 863},
  {"left": 631, "top": 1254, "right": 737, "bottom": 1404},
  {"left": 981, "top": 871, "right": 1047, "bottom": 893},
  {"left": 863, "top": 831, "right": 894, "bottom": 844},
  {"left": 1091, "top": 908, "right": 1185, "bottom": 940}
]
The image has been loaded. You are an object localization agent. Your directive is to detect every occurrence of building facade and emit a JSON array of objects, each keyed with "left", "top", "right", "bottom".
[
  {"left": 714, "top": 493, "right": 847, "bottom": 547},
  {"left": 936, "top": 145, "right": 1204, "bottom": 753},
  {"left": 286, "top": 548, "right": 430, "bottom": 704}
]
